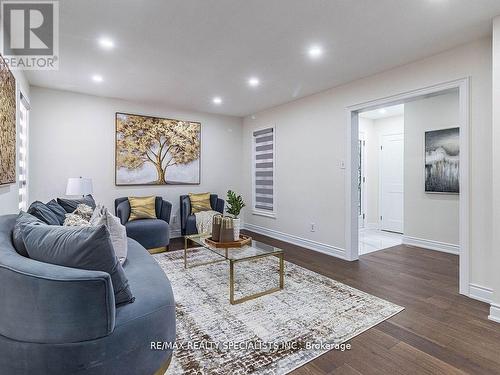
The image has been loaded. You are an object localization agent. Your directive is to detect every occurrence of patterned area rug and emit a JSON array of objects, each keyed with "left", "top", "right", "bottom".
[{"left": 154, "top": 248, "right": 403, "bottom": 374}]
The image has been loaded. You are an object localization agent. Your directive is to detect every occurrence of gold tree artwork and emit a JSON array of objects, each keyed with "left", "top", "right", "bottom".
[
  {"left": 0, "top": 55, "right": 16, "bottom": 185},
  {"left": 115, "top": 113, "right": 201, "bottom": 185}
]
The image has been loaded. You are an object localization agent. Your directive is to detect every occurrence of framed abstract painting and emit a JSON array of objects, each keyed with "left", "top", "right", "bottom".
[
  {"left": 115, "top": 112, "right": 201, "bottom": 185},
  {"left": 424, "top": 127, "right": 459, "bottom": 194},
  {"left": 0, "top": 55, "right": 16, "bottom": 185}
]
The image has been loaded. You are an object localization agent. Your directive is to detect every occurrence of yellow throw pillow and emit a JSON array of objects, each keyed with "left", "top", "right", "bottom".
[
  {"left": 128, "top": 196, "right": 157, "bottom": 221},
  {"left": 189, "top": 193, "right": 212, "bottom": 214}
]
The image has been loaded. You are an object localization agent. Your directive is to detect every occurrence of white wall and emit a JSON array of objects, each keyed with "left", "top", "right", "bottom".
[
  {"left": 404, "top": 92, "right": 459, "bottom": 246},
  {"left": 0, "top": 68, "right": 30, "bottom": 215},
  {"left": 242, "top": 37, "right": 492, "bottom": 291},
  {"left": 359, "top": 115, "right": 404, "bottom": 226},
  {"left": 28, "top": 87, "right": 243, "bottom": 235}
]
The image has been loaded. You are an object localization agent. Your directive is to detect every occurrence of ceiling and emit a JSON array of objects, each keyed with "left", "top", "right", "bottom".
[
  {"left": 26, "top": 0, "right": 500, "bottom": 117},
  {"left": 359, "top": 104, "right": 404, "bottom": 120}
]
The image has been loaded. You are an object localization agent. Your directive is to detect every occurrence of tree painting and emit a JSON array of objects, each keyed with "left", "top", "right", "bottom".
[{"left": 115, "top": 113, "right": 201, "bottom": 185}]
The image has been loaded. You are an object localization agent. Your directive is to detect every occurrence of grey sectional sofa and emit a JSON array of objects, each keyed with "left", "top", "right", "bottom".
[{"left": 0, "top": 214, "right": 176, "bottom": 374}]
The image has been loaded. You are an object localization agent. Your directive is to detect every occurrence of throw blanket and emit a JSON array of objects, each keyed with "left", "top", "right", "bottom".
[{"left": 194, "top": 210, "right": 220, "bottom": 235}]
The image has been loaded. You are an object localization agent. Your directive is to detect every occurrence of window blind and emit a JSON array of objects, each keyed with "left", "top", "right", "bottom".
[{"left": 253, "top": 128, "right": 274, "bottom": 212}]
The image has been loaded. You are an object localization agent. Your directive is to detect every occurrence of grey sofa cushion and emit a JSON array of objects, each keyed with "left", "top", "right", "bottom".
[
  {"left": 46, "top": 199, "right": 68, "bottom": 225},
  {"left": 125, "top": 218, "right": 169, "bottom": 250},
  {"left": 22, "top": 224, "right": 134, "bottom": 306},
  {"left": 12, "top": 212, "right": 46, "bottom": 257},
  {"left": 27, "top": 201, "right": 60, "bottom": 225},
  {"left": 57, "top": 194, "right": 96, "bottom": 213}
]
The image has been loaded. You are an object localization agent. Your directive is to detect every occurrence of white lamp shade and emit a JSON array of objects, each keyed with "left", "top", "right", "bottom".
[{"left": 66, "top": 177, "right": 93, "bottom": 196}]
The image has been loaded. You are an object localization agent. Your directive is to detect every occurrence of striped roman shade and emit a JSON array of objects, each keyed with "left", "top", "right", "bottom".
[{"left": 253, "top": 127, "right": 274, "bottom": 212}]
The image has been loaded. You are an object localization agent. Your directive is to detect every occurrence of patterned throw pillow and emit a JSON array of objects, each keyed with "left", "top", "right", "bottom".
[
  {"left": 128, "top": 196, "right": 157, "bottom": 221},
  {"left": 74, "top": 204, "right": 94, "bottom": 221},
  {"left": 189, "top": 192, "right": 212, "bottom": 214},
  {"left": 63, "top": 213, "right": 90, "bottom": 227},
  {"left": 63, "top": 204, "right": 94, "bottom": 226}
]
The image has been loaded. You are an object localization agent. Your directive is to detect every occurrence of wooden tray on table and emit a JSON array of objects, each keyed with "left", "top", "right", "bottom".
[{"left": 204, "top": 235, "right": 252, "bottom": 248}]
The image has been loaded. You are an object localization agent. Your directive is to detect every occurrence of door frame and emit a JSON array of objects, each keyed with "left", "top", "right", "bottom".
[
  {"left": 358, "top": 132, "right": 367, "bottom": 229},
  {"left": 345, "top": 78, "right": 470, "bottom": 296}
]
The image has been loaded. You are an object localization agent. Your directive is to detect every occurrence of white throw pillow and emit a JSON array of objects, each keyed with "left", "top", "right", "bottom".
[{"left": 90, "top": 205, "right": 128, "bottom": 264}]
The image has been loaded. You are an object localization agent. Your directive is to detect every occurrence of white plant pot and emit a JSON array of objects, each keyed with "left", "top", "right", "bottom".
[{"left": 233, "top": 218, "right": 241, "bottom": 241}]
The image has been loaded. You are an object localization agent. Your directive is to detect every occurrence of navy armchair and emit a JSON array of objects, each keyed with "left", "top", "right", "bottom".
[
  {"left": 180, "top": 194, "right": 224, "bottom": 235},
  {"left": 115, "top": 197, "right": 172, "bottom": 252}
]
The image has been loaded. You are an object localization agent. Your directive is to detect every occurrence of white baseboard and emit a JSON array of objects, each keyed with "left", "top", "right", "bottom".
[
  {"left": 467, "top": 285, "right": 500, "bottom": 325},
  {"left": 243, "top": 223, "right": 347, "bottom": 260},
  {"left": 402, "top": 235, "right": 459, "bottom": 255},
  {"left": 489, "top": 303, "right": 500, "bottom": 324},
  {"left": 469, "top": 283, "right": 493, "bottom": 303}
]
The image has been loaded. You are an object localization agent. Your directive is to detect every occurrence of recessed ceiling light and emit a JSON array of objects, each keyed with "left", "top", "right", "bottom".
[
  {"left": 98, "top": 37, "right": 114, "bottom": 50},
  {"left": 92, "top": 74, "right": 103, "bottom": 83},
  {"left": 248, "top": 77, "right": 260, "bottom": 87},
  {"left": 212, "top": 96, "right": 222, "bottom": 105},
  {"left": 308, "top": 45, "right": 323, "bottom": 59},
  {"left": 378, "top": 108, "right": 387, "bottom": 114}
]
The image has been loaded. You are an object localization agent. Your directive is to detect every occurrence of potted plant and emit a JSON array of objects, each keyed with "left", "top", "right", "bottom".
[{"left": 226, "top": 190, "right": 245, "bottom": 240}]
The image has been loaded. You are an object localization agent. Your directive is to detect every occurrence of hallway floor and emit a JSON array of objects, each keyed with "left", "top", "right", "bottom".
[{"left": 359, "top": 228, "right": 402, "bottom": 255}]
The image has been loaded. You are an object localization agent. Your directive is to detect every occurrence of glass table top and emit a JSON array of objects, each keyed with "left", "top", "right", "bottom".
[{"left": 185, "top": 233, "right": 284, "bottom": 261}]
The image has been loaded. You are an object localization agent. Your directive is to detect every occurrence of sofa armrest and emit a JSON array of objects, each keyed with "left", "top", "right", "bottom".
[
  {"left": 159, "top": 200, "right": 172, "bottom": 224},
  {"left": 116, "top": 200, "right": 131, "bottom": 225},
  {"left": 215, "top": 198, "right": 225, "bottom": 214},
  {"left": 0, "top": 259, "right": 115, "bottom": 344}
]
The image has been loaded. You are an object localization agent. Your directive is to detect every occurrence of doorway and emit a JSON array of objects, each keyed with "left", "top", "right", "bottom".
[
  {"left": 346, "top": 78, "right": 470, "bottom": 296},
  {"left": 358, "top": 104, "right": 404, "bottom": 255}
]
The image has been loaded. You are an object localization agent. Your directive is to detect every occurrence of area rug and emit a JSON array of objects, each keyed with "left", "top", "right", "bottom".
[{"left": 154, "top": 248, "right": 403, "bottom": 374}]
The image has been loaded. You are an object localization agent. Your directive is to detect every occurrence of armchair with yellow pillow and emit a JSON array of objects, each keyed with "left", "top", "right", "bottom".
[
  {"left": 114, "top": 196, "right": 172, "bottom": 253},
  {"left": 180, "top": 193, "right": 224, "bottom": 235}
]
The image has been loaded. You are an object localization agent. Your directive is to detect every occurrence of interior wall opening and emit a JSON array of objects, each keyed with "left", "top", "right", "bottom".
[
  {"left": 356, "top": 89, "right": 460, "bottom": 258},
  {"left": 358, "top": 104, "right": 404, "bottom": 255}
]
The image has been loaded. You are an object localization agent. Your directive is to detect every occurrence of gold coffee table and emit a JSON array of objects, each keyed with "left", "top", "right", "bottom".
[{"left": 184, "top": 234, "right": 285, "bottom": 304}]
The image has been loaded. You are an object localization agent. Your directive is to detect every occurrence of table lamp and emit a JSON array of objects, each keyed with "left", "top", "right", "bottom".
[{"left": 66, "top": 177, "right": 93, "bottom": 197}]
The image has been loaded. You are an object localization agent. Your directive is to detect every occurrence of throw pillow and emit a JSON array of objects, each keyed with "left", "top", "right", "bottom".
[
  {"left": 63, "top": 213, "right": 90, "bottom": 226},
  {"left": 74, "top": 203, "right": 94, "bottom": 221},
  {"left": 90, "top": 205, "right": 128, "bottom": 264},
  {"left": 46, "top": 199, "right": 67, "bottom": 225},
  {"left": 12, "top": 211, "right": 46, "bottom": 257},
  {"left": 189, "top": 192, "right": 212, "bottom": 214},
  {"left": 27, "top": 201, "right": 60, "bottom": 225},
  {"left": 57, "top": 194, "right": 96, "bottom": 213},
  {"left": 22, "top": 224, "right": 134, "bottom": 306},
  {"left": 128, "top": 196, "right": 156, "bottom": 221}
]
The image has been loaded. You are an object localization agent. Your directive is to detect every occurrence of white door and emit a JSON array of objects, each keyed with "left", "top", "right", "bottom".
[{"left": 380, "top": 134, "right": 404, "bottom": 233}]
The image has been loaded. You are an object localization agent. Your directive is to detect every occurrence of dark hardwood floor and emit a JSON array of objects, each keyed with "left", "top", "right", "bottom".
[{"left": 169, "top": 232, "right": 500, "bottom": 374}]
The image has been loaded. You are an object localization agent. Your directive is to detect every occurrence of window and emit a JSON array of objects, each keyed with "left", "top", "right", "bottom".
[
  {"left": 18, "top": 92, "right": 30, "bottom": 210},
  {"left": 252, "top": 127, "right": 275, "bottom": 216}
]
